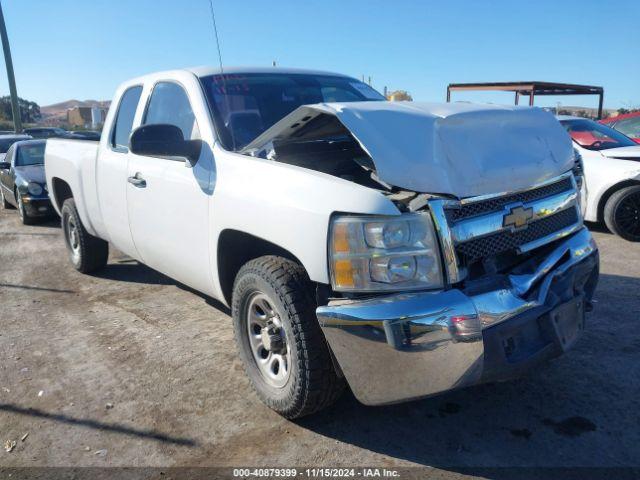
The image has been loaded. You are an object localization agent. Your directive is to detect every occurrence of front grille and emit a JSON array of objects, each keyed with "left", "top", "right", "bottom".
[
  {"left": 456, "top": 207, "right": 579, "bottom": 262},
  {"left": 448, "top": 177, "right": 573, "bottom": 222}
]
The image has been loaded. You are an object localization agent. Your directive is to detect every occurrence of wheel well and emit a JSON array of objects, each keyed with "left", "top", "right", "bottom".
[
  {"left": 597, "top": 180, "right": 640, "bottom": 222},
  {"left": 217, "top": 229, "right": 304, "bottom": 305},
  {"left": 51, "top": 178, "right": 73, "bottom": 211}
]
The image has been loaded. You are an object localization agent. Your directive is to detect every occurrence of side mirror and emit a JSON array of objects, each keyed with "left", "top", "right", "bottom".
[
  {"left": 0, "top": 161, "right": 10, "bottom": 170},
  {"left": 129, "top": 124, "right": 202, "bottom": 166}
]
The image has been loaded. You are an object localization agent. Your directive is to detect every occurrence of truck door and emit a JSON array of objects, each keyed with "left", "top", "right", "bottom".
[
  {"left": 96, "top": 85, "right": 143, "bottom": 259},
  {"left": 126, "top": 81, "right": 213, "bottom": 293}
]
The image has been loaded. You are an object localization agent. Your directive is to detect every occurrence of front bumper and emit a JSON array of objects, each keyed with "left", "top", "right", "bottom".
[
  {"left": 316, "top": 227, "right": 599, "bottom": 406},
  {"left": 22, "top": 196, "right": 54, "bottom": 217}
]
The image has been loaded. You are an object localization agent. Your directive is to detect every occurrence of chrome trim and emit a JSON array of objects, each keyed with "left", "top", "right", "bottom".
[
  {"left": 475, "top": 227, "right": 597, "bottom": 327},
  {"left": 428, "top": 200, "right": 462, "bottom": 284},
  {"left": 451, "top": 190, "right": 579, "bottom": 243},
  {"left": 458, "top": 171, "right": 574, "bottom": 206},
  {"left": 317, "top": 227, "right": 598, "bottom": 406},
  {"left": 318, "top": 289, "right": 483, "bottom": 406},
  {"left": 518, "top": 213, "right": 582, "bottom": 253}
]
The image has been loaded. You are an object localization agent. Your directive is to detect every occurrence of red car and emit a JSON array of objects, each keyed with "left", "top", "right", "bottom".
[{"left": 600, "top": 111, "right": 640, "bottom": 144}]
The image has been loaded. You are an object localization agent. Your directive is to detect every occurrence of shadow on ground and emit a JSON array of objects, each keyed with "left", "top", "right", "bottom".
[
  {"left": 295, "top": 272, "right": 639, "bottom": 473},
  {"left": 94, "top": 258, "right": 231, "bottom": 315},
  {"left": 0, "top": 403, "right": 197, "bottom": 447}
]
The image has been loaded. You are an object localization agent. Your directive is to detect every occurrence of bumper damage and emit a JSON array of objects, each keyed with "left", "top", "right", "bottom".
[{"left": 316, "top": 227, "right": 599, "bottom": 406}]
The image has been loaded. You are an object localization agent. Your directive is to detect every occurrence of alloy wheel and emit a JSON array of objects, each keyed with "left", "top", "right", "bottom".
[
  {"left": 64, "top": 213, "right": 81, "bottom": 262},
  {"left": 615, "top": 191, "right": 640, "bottom": 239},
  {"left": 245, "top": 292, "right": 292, "bottom": 388}
]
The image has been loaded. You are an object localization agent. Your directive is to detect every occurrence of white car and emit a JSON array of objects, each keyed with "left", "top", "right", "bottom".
[{"left": 558, "top": 116, "right": 640, "bottom": 241}]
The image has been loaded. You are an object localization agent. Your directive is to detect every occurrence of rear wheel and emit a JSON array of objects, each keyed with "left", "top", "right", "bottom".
[
  {"left": 604, "top": 185, "right": 640, "bottom": 242},
  {"left": 232, "top": 256, "right": 345, "bottom": 418},
  {"left": 61, "top": 198, "right": 109, "bottom": 273},
  {"left": 1, "top": 188, "right": 13, "bottom": 209}
]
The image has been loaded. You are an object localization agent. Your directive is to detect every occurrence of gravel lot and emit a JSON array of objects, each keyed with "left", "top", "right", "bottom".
[{"left": 1, "top": 206, "right": 639, "bottom": 477}]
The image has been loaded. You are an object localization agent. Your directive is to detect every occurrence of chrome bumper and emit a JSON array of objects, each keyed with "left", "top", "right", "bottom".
[{"left": 316, "top": 227, "right": 599, "bottom": 406}]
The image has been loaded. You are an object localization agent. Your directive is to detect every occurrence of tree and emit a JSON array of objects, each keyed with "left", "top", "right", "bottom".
[
  {"left": 0, "top": 96, "right": 41, "bottom": 123},
  {"left": 387, "top": 90, "right": 413, "bottom": 101}
]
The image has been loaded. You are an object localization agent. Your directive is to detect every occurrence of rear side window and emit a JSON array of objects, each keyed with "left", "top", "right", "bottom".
[
  {"left": 143, "top": 82, "right": 200, "bottom": 140},
  {"left": 111, "top": 86, "right": 143, "bottom": 150}
]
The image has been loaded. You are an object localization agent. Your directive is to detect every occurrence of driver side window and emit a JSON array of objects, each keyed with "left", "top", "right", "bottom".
[{"left": 143, "top": 82, "right": 200, "bottom": 141}]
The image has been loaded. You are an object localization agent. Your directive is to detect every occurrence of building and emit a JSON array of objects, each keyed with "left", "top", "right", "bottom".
[
  {"left": 386, "top": 90, "right": 413, "bottom": 102},
  {"left": 67, "top": 106, "right": 107, "bottom": 129}
]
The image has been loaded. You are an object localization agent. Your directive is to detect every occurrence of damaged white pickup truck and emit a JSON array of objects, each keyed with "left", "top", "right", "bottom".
[{"left": 45, "top": 67, "right": 599, "bottom": 418}]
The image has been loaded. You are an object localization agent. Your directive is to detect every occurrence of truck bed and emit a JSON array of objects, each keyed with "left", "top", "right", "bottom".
[{"left": 44, "top": 138, "right": 103, "bottom": 237}]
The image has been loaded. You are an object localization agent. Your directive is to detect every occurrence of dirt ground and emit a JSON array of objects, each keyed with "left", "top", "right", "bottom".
[{"left": 1, "top": 206, "right": 639, "bottom": 478}]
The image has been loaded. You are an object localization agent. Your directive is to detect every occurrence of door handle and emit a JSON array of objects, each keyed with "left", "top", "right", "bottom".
[{"left": 127, "top": 173, "right": 147, "bottom": 188}]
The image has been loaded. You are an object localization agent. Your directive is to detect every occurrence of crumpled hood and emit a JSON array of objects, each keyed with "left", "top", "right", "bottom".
[
  {"left": 244, "top": 101, "right": 574, "bottom": 198},
  {"left": 15, "top": 164, "right": 46, "bottom": 184},
  {"left": 599, "top": 145, "right": 640, "bottom": 160}
]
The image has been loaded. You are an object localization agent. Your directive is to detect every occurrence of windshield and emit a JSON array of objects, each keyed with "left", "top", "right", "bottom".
[
  {"left": 561, "top": 119, "right": 637, "bottom": 150},
  {"left": 199, "top": 73, "right": 386, "bottom": 151},
  {"left": 614, "top": 117, "right": 640, "bottom": 139},
  {"left": 0, "top": 137, "right": 23, "bottom": 153},
  {"left": 15, "top": 143, "right": 45, "bottom": 166}
]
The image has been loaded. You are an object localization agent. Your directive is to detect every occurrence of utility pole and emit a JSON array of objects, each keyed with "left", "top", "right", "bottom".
[{"left": 0, "top": 0, "right": 22, "bottom": 132}]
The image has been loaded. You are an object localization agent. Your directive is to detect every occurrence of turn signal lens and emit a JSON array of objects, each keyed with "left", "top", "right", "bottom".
[{"left": 333, "top": 260, "right": 355, "bottom": 288}]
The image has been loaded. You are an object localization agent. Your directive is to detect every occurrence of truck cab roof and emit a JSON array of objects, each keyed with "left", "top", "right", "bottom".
[{"left": 122, "top": 66, "right": 355, "bottom": 88}]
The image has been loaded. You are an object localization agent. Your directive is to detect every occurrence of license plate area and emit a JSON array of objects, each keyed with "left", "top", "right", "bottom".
[{"left": 550, "top": 295, "right": 585, "bottom": 351}]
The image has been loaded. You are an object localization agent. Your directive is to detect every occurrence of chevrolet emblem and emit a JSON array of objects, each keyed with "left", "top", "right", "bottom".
[{"left": 503, "top": 205, "right": 534, "bottom": 230}]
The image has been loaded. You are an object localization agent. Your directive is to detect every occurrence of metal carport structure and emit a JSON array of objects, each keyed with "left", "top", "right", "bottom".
[{"left": 446, "top": 81, "right": 604, "bottom": 119}]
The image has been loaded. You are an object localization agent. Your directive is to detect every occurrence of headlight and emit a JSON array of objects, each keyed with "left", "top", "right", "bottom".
[
  {"left": 27, "top": 182, "right": 43, "bottom": 196},
  {"left": 329, "top": 212, "right": 443, "bottom": 292}
]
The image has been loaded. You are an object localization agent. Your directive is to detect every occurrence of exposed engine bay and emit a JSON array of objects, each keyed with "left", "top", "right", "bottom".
[{"left": 247, "top": 113, "right": 438, "bottom": 211}]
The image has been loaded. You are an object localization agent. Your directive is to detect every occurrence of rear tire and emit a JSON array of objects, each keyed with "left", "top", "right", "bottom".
[
  {"left": 61, "top": 198, "right": 108, "bottom": 273},
  {"left": 604, "top": 185, "right": 640, "bottom": 242},
  {"left": 1, "top": 188, "right": 13, "bottom": 209},
  {"left": 232, "top": 256, "right": 345, "bottom": 418}
]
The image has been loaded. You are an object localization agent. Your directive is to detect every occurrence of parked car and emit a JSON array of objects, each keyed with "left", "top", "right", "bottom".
[
  {"left": 23, "top": 127, "right": 70, "bottom": 139},
  {"left": 45, "top": 67, "right": 599, "bottom": 418},
  {"left": 0, "top": 133, "right": 31, "bottom": 162},
  {"left": 558, "top": 116, "right": 640, "bottom": 241},
  {"left": 600, "top": 111, "right": 640, "bottom": 144},
  {"left": 0, "top": 139, "right": 53, "bottom": 224}
]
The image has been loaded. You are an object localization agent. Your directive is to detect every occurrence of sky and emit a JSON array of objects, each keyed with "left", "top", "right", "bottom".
[{"left": 0, "top": 0, "right": 638, "bottom": 109}]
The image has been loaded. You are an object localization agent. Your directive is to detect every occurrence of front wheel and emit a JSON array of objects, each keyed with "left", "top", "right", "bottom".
[
  {"left": 604, "top": 185, "right": 640, "bottom": 242},
  {"left": 232, "top": 256, "right": 345, "bottom": 419},
  {"left": 61, "top": 198, "right": 109, "bottom": 273},
  {"left": 17, "top": 193, "right": 36, "bottom": 225}
]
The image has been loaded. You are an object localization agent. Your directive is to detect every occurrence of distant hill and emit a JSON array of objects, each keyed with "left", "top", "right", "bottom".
[{"left": 41, "top": 99, "right": 110, "bottom": 116}]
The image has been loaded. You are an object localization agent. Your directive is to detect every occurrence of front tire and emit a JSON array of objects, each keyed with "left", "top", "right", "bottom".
[
  {"left": 604, "top": 185, "right": 640, "bottom": 242},
  {"left": 61, "top": 198, "right": 109, "bottom": 273},
  {"left": 232, "top": 256, "right": 345, "bottom": 418},
  {"left": 17, "top": 193, "right": 36, "bottom": 225}
]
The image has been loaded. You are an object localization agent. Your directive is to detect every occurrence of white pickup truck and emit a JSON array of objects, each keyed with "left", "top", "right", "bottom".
[{"left": 45, "top": 67, "right": 599, "bottom": 418}]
